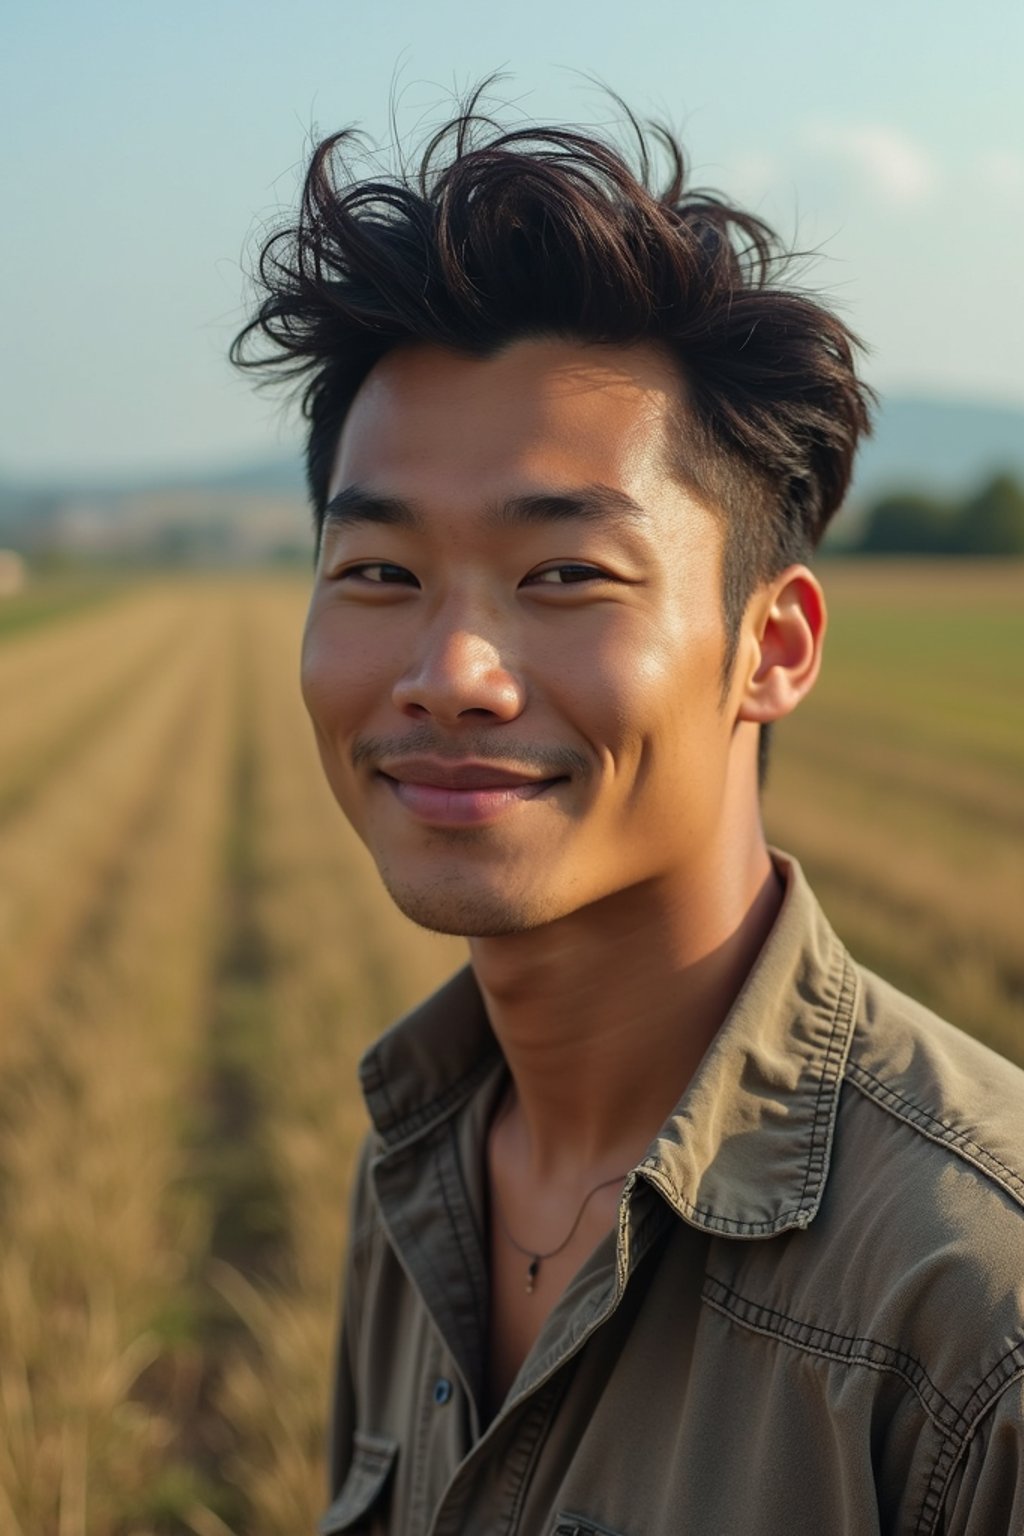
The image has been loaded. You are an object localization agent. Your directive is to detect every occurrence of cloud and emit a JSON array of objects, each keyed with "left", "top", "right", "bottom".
[
  {"left": 719, "top": 151, "right": 786, "bottom": 201},
  {"left": 805, "top": 122, "right": 938, "bottom": 206}
]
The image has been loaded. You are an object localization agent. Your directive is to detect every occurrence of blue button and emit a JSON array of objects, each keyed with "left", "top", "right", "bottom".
[{"left": 433, "top": 1377, "right": 453, "bottom": 1406}]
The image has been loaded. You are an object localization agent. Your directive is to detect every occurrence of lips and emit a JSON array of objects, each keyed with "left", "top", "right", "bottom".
[
  {"left": 376, "top": 757, "right": 565, "bottom": 826},
  {"left": 379, "top": 757, "right": 554, "bottom": 790}
]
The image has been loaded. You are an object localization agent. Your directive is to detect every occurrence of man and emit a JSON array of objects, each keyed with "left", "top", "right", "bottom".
[{"left": 233, "top": 98, "right": 1024, "bottom": 1534}]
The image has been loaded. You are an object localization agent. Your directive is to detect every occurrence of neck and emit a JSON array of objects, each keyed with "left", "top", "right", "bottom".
[{"left": 470, "top": 833, "right": 783, "bottom": 1182}]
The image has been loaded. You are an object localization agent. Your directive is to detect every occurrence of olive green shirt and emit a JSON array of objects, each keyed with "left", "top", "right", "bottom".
[{"left": 320, "top": 851, "right": 1024, "bottom": 1535}]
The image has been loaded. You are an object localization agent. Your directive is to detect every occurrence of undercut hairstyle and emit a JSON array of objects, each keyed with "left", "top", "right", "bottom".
[{"left": 232, "top": 90, "right": 874, "bottom": 783}]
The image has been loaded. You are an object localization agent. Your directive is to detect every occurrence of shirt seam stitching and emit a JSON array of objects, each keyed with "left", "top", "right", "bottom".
[
  {"left": 845, "top": 1060, "right": 1024, "bottom": 1209},
  {"left": 702, "top": 1275, "right": 958, "bottom": 1430},
  {"left": 504, "top": 1383, "right": 564, "bottom": 1536},
  {"left": 642, "top": 941, "right": 855, "bottom": 1235},
  {"left": 640, "top": 1165, "right": 804, "bottom": 1234},
  {"left": 436, "top": 1125, "right": 489, "bottom": 1363},
  {"left": 382, "top": 1198, "right": 461, "bottom": 1378},
  {"left": 917, "top": 1357, "right": 1024, "bottom": 1536},
  {"left": 362, "top": 1049, "right": 500, "bottom": 1147},
  {"left": 797, "top": 948, "right": 858, "bottom": 1212}
]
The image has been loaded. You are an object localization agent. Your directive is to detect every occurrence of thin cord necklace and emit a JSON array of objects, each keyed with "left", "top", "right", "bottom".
[{"left": 490, "top": 1091, "right": 628, "bottom": 1294}]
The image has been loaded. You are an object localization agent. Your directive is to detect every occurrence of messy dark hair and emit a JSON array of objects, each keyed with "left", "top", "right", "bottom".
[{"left": 232, "top": 89, "right": 873, "bottom": 781}]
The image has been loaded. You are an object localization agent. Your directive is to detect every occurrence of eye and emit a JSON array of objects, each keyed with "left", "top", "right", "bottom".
[
  {"left": 337, "top": 562, "right": 419, "bottom": 587},
  {"left": 523, "top": 564, "right": 608, "bottom": 586}
]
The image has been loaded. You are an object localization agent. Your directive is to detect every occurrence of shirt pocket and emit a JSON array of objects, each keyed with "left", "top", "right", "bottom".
[
  {"left": 318, "top": 1431, "right": 398, "bottom": 1534},
  {"left": 551, "top": 1514, "right": 629, "bottom": 1536}
]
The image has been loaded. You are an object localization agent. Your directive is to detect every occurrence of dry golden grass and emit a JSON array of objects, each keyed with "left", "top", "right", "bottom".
[
  {"left": 0, "top": 582, "right": 179, "bottom": 801},
  {"left": 1, "top": 585, "right": 234, "bottom": 1535},
  {"left": 0, "top": 588, "right": 223, "bottom": 1040},
  {"left": 0, "top": 563, "right": 1019, "bottom": 1533}
]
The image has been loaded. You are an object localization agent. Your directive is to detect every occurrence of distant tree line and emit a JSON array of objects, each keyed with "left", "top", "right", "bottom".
[{"left": 856, "top": 472, "right": 1024, "bottom": 555}]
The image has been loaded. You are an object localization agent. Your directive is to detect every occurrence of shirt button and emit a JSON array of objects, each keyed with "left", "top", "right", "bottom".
[{"left": 432, "top": 1377, "right": 453, "bottom": 1406}]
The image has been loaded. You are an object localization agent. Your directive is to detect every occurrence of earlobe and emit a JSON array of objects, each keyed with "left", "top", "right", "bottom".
[{"left": 737, "top": 566, "right": 827, "bottom": 726}]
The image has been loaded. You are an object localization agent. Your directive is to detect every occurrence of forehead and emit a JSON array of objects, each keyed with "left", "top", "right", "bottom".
[{"left": 329, "top": 337, "right": 690, "bottom": 505}]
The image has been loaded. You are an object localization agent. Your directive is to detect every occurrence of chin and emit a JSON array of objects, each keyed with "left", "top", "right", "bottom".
[{"left": 378, "top": 868, "right": 560, "bottom": 938}]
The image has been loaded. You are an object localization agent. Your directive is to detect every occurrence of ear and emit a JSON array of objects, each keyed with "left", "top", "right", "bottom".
[{"left": 736, "top": 565, "right": 827, "bottom": 725}]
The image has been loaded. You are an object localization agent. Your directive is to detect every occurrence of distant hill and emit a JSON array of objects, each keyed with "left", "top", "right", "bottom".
[
  {"left": 0, "top": 481, "right": 62, "bottom": 543},
  {"left": 134, "top": 456, "right": 307, "bottom": 496},
  {"left": 851, "top": 396, "right": 1024, "bottom": 505},
  {"left": 0, "top": 454, "right": 305, "bottom": 510}
]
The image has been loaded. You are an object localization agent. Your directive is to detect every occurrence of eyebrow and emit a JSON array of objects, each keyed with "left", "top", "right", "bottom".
[
  {"left": 320, "top": 485, "right": 647, "bottom": 540},
  {"left": 322, "top": 486, "right": 416, "bottom": 530},
  {"left": 321, "top": 482, "right": 650, "bottom": 533}
]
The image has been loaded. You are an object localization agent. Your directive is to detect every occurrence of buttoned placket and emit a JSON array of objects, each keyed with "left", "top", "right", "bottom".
[{"left": 371, "top": 1107, "right": 675, "bottom": 1536}]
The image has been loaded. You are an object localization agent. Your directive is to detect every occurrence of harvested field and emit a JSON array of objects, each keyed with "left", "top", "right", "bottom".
[
  {"left": 0, "top": 561, "right": 1020, "bottom": 1533},
  {"left": 765, "top": 558, "right": 1023, "bottom": 1061}
]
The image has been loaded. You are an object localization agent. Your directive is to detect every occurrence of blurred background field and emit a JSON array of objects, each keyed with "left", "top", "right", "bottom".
[{"left": 0, "top": 560, "right": 1020, "bottom": 1535}]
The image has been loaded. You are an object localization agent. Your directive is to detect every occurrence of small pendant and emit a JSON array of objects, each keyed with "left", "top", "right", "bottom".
[{"left": 526, "top": 1258, "right": 540, "bottom": 1293}]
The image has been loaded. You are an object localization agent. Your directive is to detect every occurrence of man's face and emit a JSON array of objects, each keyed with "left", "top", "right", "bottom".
[{"left": 301, "top": 336, "right": 750, "bottom": 937}]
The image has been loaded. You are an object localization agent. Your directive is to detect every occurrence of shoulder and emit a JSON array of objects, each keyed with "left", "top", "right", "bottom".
[
  {"left": 846, "top": 963, "right": 1024, "bottom": 1217},
  {"left": 713, "top": 961, "right": 1024, "bottom": 1454},
  {"left": 826, "top": 964, "right": 1024, "bottom": 1408}
]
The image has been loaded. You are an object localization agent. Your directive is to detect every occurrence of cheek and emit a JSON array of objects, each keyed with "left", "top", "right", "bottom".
[
  {"left": 300, "top": 608, "right": 397, "bottom": 835},
  {"left": 569, "top": 607, "right": 726, "bottom": 767},
  {"left": 300, "top": 602, "right": 394, "bottom": 737},
  {"left": 566, "top": 605, "right": 732, "bottom": 868}
]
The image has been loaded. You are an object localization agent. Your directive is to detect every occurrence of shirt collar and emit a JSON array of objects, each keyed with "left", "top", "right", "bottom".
[{"left": 358, "top": 849, "right": 858, "bottom": 1238}]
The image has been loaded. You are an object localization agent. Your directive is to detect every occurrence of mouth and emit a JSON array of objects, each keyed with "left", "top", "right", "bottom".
[{"left": 376, "top": 759, "right": 567, "bottom": 827}]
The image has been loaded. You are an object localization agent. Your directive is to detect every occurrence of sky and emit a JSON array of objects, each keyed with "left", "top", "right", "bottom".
[{"left": 3, "top": 0, "right": 1022, "bottom": 482}]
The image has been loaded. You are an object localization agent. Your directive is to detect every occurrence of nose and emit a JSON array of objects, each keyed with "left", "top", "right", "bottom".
[{"left": 391, "top": 618, "right": 526, "bottom": 725}]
